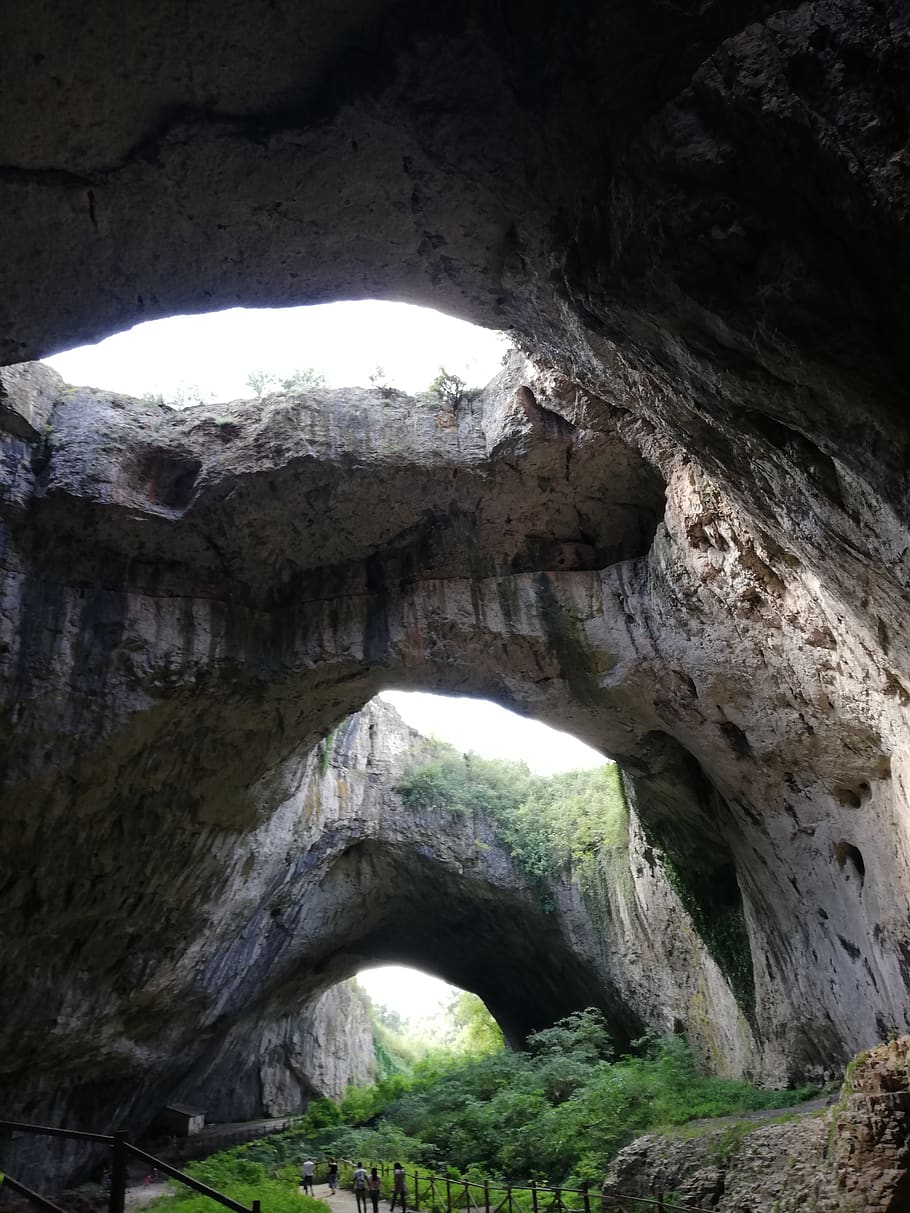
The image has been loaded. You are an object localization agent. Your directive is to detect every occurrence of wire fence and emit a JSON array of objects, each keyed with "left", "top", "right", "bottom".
[
  {"left": 0, "top": 1121, "right": 260, "bottom": 1213},
  {"left": 315, "top": 1158, "right": 721, "bottom": 1213}
]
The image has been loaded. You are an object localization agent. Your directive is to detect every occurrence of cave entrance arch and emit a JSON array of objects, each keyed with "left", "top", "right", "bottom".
[
  {"left": 153, "top": 691, "right": 651, "bottom": 1127},
  {"left": 206, "top": 692, "right": 637, "bottom": 1050}
]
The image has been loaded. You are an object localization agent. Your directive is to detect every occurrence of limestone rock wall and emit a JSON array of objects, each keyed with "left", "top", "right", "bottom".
[
  {"left": 3, "top": 3, "right": 910, "bottom": 1202},
  {"left": 602, "top": 1036, "right": 910, "bottom": 1211},
  {"left": 3, "top": 344, "right": 910, "bottom": 1146},
  {"left": 173, "top": 982, "right": 378, "bottom": 1122},
  {"left": 4, "top": 688, "right": 734, "bottom": 1187}
]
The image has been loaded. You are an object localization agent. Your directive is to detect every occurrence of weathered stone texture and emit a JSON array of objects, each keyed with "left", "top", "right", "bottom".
[
  {"left": 603, "top": 1037, "right": 910, "bottom": 1211},
  {"left": 3, "top": 0, "right": 910, "bottom": 1201},
  {"left": 174, "top": 982, "right": 378, "bottom": 1121}
]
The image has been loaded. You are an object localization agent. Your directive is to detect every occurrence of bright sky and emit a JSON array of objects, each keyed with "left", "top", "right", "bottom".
[
  {"left": 43, "top": 301, "right": 607, "bottom": 1024},
  {"left": 357, "top": 966, "right": 459, "bottom": 1019},
  {"left": 43, "top": 300, "right": 510, "bottom": 400},
  {"left": 380, "top": 690, "right": 605, "bottom": 776}
]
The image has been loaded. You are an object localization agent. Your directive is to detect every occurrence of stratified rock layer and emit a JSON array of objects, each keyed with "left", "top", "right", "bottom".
[
  {"left": 3, "top": 353, "right": 908, "bottom": 1100},
  {"left": 603, "top": 1036, "right": 910, "bottom": 1211},
  {"left": 2, "top": 691, "right": 741, "bottom": 1186},
  {"left": 3, "top": 2, "right": 910, "bottom": 1201}
]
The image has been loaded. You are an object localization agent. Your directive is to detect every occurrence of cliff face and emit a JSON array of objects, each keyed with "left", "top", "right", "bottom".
[
  {"left": 3, "top": 350, "right": 908, "bottom": 1101},
  {"left": 3, "top": 1, "right": 910, "bottom": 1199},
  {"left": 1, "top": 688, "right": 742, "bottom": 1184},
  {"left": 603, "top": 1036, "right": 910, "bottom": 1212},
  {"left": 175, "top": 982, "right": 378, "bottom": 1121}
]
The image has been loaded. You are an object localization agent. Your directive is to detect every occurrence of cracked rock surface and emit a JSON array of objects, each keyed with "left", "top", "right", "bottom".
[{"left": 3, "top": 2, "right": 910, "bottom": 1202}]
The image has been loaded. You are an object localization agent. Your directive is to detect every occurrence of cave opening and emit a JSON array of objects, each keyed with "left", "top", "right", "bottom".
[
  {"left": 356, "top": 963, "right": 505, "bottom": 1058},
  {"left": 41, "top": 300, "right": 511, "bottom": 406},
  {"left": 4, "top": 0, "right": 910, "bottom": 1198}
]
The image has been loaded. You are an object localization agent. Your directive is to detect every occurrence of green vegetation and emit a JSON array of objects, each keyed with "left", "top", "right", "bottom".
[
  {"left": 245, "top": 367, "right": 327, "bottom": 397},
  {"left": 150, "top": 1013, "right": 818, "bottom": 1212},
  {"left": 320, "top": 727, "right": 338, "bottom": 776},
  {"left": 398, "top": 747, "right": 754, "bottom": 1019},
  {"left": 368, "top": 365, "right": 398, "bottom": 398},
  {"left": 141, "top": 383, "right": 212, "bottom": 408},
  {"left": 656, "top": 852, "right": 755, "bottom": 1021},
  {"left": 367, "top": 988, "right": 503, "bottom": 1080},
  {"left": 153, "top": 1152, "right": 326, "bottom": 1213},
  {"left": 427, "top": 367, "right": 478, "bottom": 409},
  {"left": 396, "top": 747, "right": 628, "bottom": 890}
]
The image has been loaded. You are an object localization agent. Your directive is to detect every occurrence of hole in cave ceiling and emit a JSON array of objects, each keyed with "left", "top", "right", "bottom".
[{"left": 41, "top": 301, "right": 512, "bottom": 404}]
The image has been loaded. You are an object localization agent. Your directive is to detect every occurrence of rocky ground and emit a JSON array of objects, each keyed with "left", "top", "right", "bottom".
[{"left": 603, "top": 1037, "right": 910, "bottom": 1211}]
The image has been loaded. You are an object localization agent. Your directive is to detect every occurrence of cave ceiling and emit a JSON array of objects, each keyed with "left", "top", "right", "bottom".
[{"left": 2, "top": 0, "right": 910, "bottom": 1161}]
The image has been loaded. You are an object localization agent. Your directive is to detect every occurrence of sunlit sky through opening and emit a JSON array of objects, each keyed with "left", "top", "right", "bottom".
[
  {"left": 44, "top": 301, "right": 608, "bottom": 1021},
  {"left": 43, "top": 300, "right": 510, "bottom": 401},
  {"left": 379, "top": 691, "right": 606, "bottom": 777},
  {"left": 357, "top": 966, "right": 461, "bottom": 1020}
]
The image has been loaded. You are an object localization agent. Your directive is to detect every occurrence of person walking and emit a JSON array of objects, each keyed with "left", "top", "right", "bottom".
[
  {"left": 390, "top": 1163, "right": 407, "bottom": 1213},
  {"left": 368, "top": 1167, "right": 382, "bottom": 1213},
  {"left": 301, "top": 1160, "right": 315, "bottom": 1194},
  {"left": 353, "top": 1162, "right": 368, "bottom": 1213},
  {"left": 327, "top": 1159, "right": 339, "bottom": 1195}
]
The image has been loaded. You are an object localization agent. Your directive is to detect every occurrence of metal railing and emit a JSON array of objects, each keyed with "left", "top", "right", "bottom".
[
  {"left": 319, "top": 1158, "right": 719, "bottom": 1213},
  {"left": 0, "top": 1123, "right": 722, "bottom": 1213},
  {"left": 0, "top": 1120, "right": 261, "bottom": 1213}
]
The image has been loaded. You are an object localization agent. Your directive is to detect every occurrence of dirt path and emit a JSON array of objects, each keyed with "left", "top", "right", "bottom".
[
  {"left": 125, "top": 1181, "right": 174, "bottom": 1211},
  {"left": 306, "top": 1183, "right": 403, "bottom": 1213},
  {"left": 680, "top": 1092, "right": 834, "bottom": 1135}
]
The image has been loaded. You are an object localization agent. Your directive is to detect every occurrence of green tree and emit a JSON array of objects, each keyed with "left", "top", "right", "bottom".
[
  {"left": 246, "top": 368, "right": 278, "bottom": 397},
  {"left": 449, "top": 992, "right": 505, "bottom": 1056},
  {"left": 428, "top": 366, "right": 468, "bottom": 408},
  {"left": 279, "top": 367, "right": 326, "bottom": 391}
]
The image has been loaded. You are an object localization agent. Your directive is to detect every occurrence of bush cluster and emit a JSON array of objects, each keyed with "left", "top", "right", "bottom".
[
  {"left": 153, "top": 1012, "right": 818, "bottom": 1210},
  {"left": 396, "top": 748, "right": 628, "bottom": 885}
]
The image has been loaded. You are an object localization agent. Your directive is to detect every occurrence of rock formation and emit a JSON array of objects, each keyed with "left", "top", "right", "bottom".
[
  {"left": 0, "top": 688, "right": 731, "bottom": 1185},
  {"left": 603, "top": 1036, "right": 910, "bottom": 1211},
  {"left": 176, "top": 982, "right": 379, "bottom": 1122},
  {"left": 3, "top": 1, "right": 910, "bottom": 1202}
]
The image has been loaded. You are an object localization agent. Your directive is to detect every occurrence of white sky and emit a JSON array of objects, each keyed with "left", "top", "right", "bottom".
[
  {"left": 357, "top": 966, "right": 459, "bottom": 1019},
  {"left": 380, "top": 690, "right": 605, "bottom": 776},
  {"left": 43, "top": 300, "right": 510, "bottom": 400},
  {"left": 43, "top": 301, "right": 607, "bottom": 1024}
]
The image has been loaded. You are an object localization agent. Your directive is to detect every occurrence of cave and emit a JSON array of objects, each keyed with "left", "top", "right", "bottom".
[{"left": 4, "top": 0, "right": 910, "bottom": 1197}]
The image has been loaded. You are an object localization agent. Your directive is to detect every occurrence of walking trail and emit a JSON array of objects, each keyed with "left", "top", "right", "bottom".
[{"left": 305, "top": 1182, "right": 402, "bottom": 1213}]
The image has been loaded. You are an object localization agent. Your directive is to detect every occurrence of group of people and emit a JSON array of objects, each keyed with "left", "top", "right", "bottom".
[{"left": 300, "top": 1159, "right": 408, "bottom": 1213}]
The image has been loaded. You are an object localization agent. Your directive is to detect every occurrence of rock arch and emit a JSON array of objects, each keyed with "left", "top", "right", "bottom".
[{"left": 3, "top": 0, "right": 910, "bottom": 1186}]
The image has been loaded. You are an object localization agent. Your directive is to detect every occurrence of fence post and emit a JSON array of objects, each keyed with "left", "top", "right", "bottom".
[
  {"left": 506, "top": 1187, "right": 512, "bottom": 1213},
  {"left": 656, "top": 1192, "right": 664, "bottom": 1212},
  {"left": 463, "top": 1181, "right": 469, "bottom": 1212},
  {"left": 109, "top": 1130, "right": 129, "bottom": 1213},
  {"left": 582, "top": 1183, "right": 590, "bottom": 1213},
  {"left": 252, "top": 1202, "right": 261, "bottom": 1213},
  {"left": 530, "top": 1181, "right": 538, "bottom": 1213},
  {"left": 484, "top": 1180, "right": 490, "bottom": 1213},
  {"left": 446, "top": 1176, "right": 452, "bottom": 1213}
]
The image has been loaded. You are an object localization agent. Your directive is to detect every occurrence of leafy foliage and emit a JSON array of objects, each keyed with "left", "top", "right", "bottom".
[
  {"left": 396, "top": 747, "right": 628, "bottom": 886},
  {"left": 279, "top": 368, "right": 327, "bottom": 391},
  {"left": 427, "top": 367, "right": 469, "bottom": 408},
  {"left": 154, "top": 1015, "right": 818, "bottom": 1206},
  {"left": 245, "top": 369, "right": 277, "bottom": 397},
  {"left": 245, "top": 367, "right": 326, "bottom": 397},
  {"left": 150, "top": 1148, "right": 327, "bottom": 1213},
  {"left": 449, "top": 992, "right": 505, "bottom": 1056},
  {"left": 318, "top": 1020, "right": 815, "bottom": 1186},
  {"left": 141, "top": 383, "right": 212, "bottom": 408}
]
